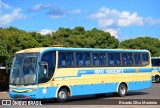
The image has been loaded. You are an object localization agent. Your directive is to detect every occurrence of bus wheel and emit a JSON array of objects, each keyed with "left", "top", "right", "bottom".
[
  {"left": 57, "top": 88, "right": 68, "bottom": 103},
  {"left": 118, "top": 84, "right": 127, "bottom": 97},
  {"left": 155, "top": 76, "right": 160, "bottom": 83}
]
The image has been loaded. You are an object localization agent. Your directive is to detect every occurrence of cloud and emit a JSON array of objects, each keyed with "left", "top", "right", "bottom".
[
  {"left": 88, "top": 7, "right": 119, "bottom": 19},
  {"left": 98, "top": 19, "right": 114, "bottom": 28},
  {"left": 145, "top": 17, "right": 160, "bottom": 26},
  {"left": 47, "top": 7, "right": 81, "bottom": 19},
  {"left": 38, "top": 29, "right": 55, "bottom": 35},
  {"left": 87, "top": 6, "right": 160, "bottom": 39},
  {"left": 0, "top": 8, "right": 25, "bottom": 26},
  {"left": 118, "top": 12, "right": 144, "bottom": 26},
  {"left": 29, "top": 4, "right": 52, "bottom": 11},
  {"left": 30, "top": 4, "right": 81, "bottom": 19},
  {"left": 0, "top": 1, "right": 25, "bottom": 27},
  {"left": 48, "top": 8, "right": 81, "bottom": 19},
  {"left": 103, "top": 28, "right": 120, "bottom": 38},
  {"left": 87, "top": 7, "right": 144, "bottom": 28},
  {"left": 88, "top": 7, "right": 160, "bottom": 28},
  {"left": 0, "top": 0, "right": 11, "bottom": 10},
  {"left": 47, "top": 7, "right": 66, "bottom": 18},
  {"left": 68, "top": 9, "right": 81, "bottom": 14}
]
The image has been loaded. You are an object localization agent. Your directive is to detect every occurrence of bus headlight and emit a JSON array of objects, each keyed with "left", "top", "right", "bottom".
[{"left": 9, "top": 88, "right": 13, "bottom": 92}]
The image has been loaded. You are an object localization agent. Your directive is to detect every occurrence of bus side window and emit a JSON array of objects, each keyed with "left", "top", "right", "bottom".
[
  {"left": 93, "top": 53, "right": 99, "bottom": 66},
  {"left": 66, "top": 52, "right": 74, "bottom": 66},
  {"left": 40, "top": 51, "right": 55, "bottom": 83},
  {"left": 100, "top": 53, "right": 106, "bottom": 66},
  {"left": 122, "top": 53, "right": 127, "bottom": 65},
  {"left": 115, "top": 53, "right": 120, "bottom": 65},
  {"left": 142, "top": 53, "right": 149, "bottom": 65},
  {"left": 58, "top": 52, "right": 66, "bottom": 66},
  {"left": 134, "top": 53, "right": 141, "bottom": 65},
  {"left": 142, "top": 53, "right": 148, "bottom": 61},
  {"left": 84, "top": 52, "right": 90, "bottom": 66},
  {"left": 76, "top": 52, "right": 83, "bottom": 66},
  {"left": 108, "top": 53, "right": 114, "bottom": 65},
  {"left": 127, "top": 53, "right": 133, "bottom": 65}
]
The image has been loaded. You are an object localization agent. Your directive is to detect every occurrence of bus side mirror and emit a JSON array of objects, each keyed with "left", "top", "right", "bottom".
[{"left": 39, "top": 61, "right": 49, "bottom": 78}]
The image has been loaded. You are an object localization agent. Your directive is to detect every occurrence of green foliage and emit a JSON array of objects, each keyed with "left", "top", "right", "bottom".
[
  {"left": 119, "top": 37, "right": 160, "bottom": 57},
  {"left": 0, "top": 26, "right": 119, "bottom": 66},
  {"left": 2, "top": 26, "right": 160, "bottom": 66},
  {"left": 0, "top": 27, "right": 43, "bottom": 66},
  {"left": 50, "top": 27, "right": 119, "bottom": 48}
]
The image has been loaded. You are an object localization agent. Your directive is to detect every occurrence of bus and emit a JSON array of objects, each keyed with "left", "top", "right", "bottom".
[
  {"left": 151, "top": 57, "right": 160, "bottom": 82},
  {"left": 9, "top": 47, "right": 152, "bottom": 102},
  {"left": 0, "top": 67, "right": 9, "bottom": 91}
]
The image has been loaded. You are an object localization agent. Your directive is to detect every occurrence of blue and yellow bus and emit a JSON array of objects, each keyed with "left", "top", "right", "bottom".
[
  {"left": 151, "top": 57, "right": 160, "bottom": 82},
  {"left": 9, "top": 47, "right": 152, "bottom": 102}
]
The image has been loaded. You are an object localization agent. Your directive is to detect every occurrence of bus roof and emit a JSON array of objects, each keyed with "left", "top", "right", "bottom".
[
  {"left": 151, "top": 57, "right": 160, "bottom": 59},
  {"left": 16, "top": 47, "right": 150, "bottom": 54}
]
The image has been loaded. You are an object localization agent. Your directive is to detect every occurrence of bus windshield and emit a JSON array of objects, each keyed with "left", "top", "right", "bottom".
[{"left": 10, "top": 53, "right": 39, "bottom": 86}]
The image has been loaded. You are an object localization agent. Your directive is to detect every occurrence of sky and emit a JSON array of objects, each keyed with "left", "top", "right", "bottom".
[{"left": 0, "top": 0, "right": 160, "bottom": 41}]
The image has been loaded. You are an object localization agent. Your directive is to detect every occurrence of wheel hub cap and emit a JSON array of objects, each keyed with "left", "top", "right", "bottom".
[{"left": 59, "top": 91, "right": 66, "bottom": 99}]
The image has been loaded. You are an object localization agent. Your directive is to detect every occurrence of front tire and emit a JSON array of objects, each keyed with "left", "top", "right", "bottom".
[
  {"left": 118, "top": 84, "right": 127, "bottom": 97},
  {"left": 57, "top": 88, "right": 69, "bottom": 103},
  {"left": 155, "top": 76, "right": 160, "bottom": 83}
]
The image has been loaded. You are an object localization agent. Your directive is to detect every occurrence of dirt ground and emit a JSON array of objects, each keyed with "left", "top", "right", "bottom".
[{"left": 0, "top": 92, "right": 10, "bottom": 99}]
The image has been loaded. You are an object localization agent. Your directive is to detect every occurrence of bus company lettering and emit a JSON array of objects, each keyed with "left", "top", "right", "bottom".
[
  {"left": 79, "top": 71, "right": 86, "bottom": 74},
  {"left": 94, "top": 70, "right": 105, "bottom": 74},
  {"left": 94, "top": 69, "right": 124, "bottom": 74},
  {"left": 106, "top": 69, "right": 124, "bottom": 74}
]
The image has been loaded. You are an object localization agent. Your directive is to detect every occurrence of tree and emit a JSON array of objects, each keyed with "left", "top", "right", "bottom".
[
  {"left": 0, "top": 27, "right": 42, "bottom": 66},
  {"left": 54, "top": 27, "right": 119, "bottom": 48},
  {"left": 119, "top": 37, "right": 160, "bottom": 57},
  {"left": 0, "top": 26, "right": 120, "bottom": 66}
]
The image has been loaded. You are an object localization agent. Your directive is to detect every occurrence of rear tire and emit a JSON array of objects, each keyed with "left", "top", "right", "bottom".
[
  {"left": 118, "top": 84, "right": 127, "bottom": 97},
  {"left": 57, "top": 88, "right": 69, "bottom": 103},
  {"left": 155, "top": 76, "right": 160, "bottom": 83}
]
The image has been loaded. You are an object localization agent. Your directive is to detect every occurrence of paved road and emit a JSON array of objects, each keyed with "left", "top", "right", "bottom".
[
  {"left": 43, "top": 82, "right": 160, "bottom": 105},
  {"left": 0, "top": 83, "right": 160, "bottom": 108}
]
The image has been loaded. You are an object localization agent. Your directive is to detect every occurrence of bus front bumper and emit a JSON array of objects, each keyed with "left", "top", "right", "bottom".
[{"left": 9, "top": 87, "right": 58, "bottom": 99}]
